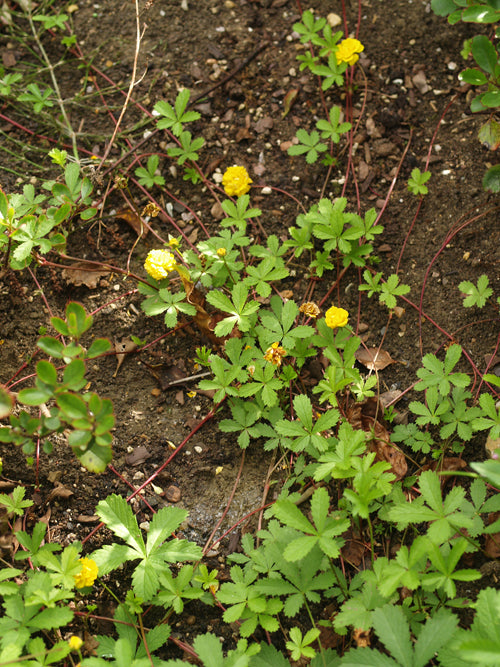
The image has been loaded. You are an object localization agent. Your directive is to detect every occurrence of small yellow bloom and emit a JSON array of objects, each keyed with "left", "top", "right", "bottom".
[
  {"left": 264, "top": 342, "right": 287, "bottom": 367},
  {"left": 168, "top": 235, "right": 180, "bottom": 248},
  {"left": 325, "top": 306, "right": 349, "bottom": 329},
  {"left": 335, "top": 38, "right": 364, "bottom": 66},
  {"left": 222, "top": 165, "right": 253, "bottom": 197},
  {"left": 216, "top": 247, "right": 227, "bottom": 257},
  {"left": 74, "top": 557, "right": 98, "bottom": 589},
  {"left": 144, "top": 249, "right": 177, "bottom": 281},
  {"left": 299, "top": 301, "right": 321, "bottom": 318},
  {"left": 68, "top": 636, "right": 83, "bottom": 651},
  {"left": 187, "top": 390, "right": 197, "bottom": 398}
]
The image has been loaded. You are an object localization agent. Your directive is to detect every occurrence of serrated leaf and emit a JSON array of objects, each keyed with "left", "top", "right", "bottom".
[{"left": 95, "top": 494, "right": 145, "bottom": 556}]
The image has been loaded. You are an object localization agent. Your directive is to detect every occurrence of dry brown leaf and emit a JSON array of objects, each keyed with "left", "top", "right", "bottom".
[
  {"left": 116, "top": 207, "right": 147, "bottom": 237},
  {"left": 485, "top": 512, "right": 500, "bottom": 559},
  {"left": 347, "top": 398, "right": 407, "bottom": 480},
  {"left": 379, "top": 389, "right": 403, "bottom": 408},
  {"left": 355, "top": 347, "right": 396, "bottom": 371},
  {"left": 253, "top": 116, "right": 274, "bottom": 134},
  {"left": 341, "top": 529, "right": 367, "bottom": 567},
  {"left": 61, "top": 261, "right": 110, "bottom": 289},
  {"left": 353, "top": 628, "right": 371, "bottom": 648},
  {"left": 113, "top": 337, "right": 137, "bottom": 378},
  {"left": 45, "top": 484, "right": 74, "bottom": 503},
  {"left": 372, "top": 440, "right": 407, "bottom": 480},
  {"left": 125, "top": 446, "right": 151, "bottom": 466}
]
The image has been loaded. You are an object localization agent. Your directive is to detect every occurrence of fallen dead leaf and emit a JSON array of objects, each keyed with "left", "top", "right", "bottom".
[
  {"left": 341, "top": 529, "right": 367, "bottom": 567},
  {"left": 61, "top": 261, "right": 110, "bottom": 288},
  {"left": 486, "top": 435, "right": 500, "bottom": 458},
  {"left": 253, "top": 116, "right": 273, "bottom": 133},
  {"left": 113, "top": 336, "right": 137, "bottom": 378},
  {"left": 379, "top": 389, "right": 403, "bottom": 408},
  {"left": 45, "top": 484, "right": 74, "bottom": 504},
  {"left": 116, "top": 207, "right": 147, "bottom": 237},
  {"left": 125, "top": 446, "right": 151, "bottom": 466},
  {"left": 282, "top": 88, "right": 299, "bottom": 118},
  {"left": 485, "top": 512, "right": 500, "bottom": 559},
  {"left": 353, "top": 628, "right": 371, "bottom": 648},
  {"left": 355, "top": 347, "right": 396, "bottom": 371}
]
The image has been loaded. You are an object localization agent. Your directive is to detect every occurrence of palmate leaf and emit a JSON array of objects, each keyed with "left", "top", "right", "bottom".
[{"left": 95, "top": 494, "right": 145, "bottom": 556}]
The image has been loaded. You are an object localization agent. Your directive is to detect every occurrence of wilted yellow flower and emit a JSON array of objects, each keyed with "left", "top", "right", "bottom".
[
  {"left": 299, "top": 301, "right": 321, "bottom": 318},
  {"left": 141, "top": 202, "right": 160, "bottom": 217},
  {"left": 216, "top": 247, "right": 227, "bottom": 257},
  {"left": 144, "top": 249, "right": 177, "bottom": 280},
  {"left": 222, "top": 165, "right": 253, "bottom": 197},
  {"left": 74, "top": 557, "right": 98, "bottom": 589},
  {"left": 264, "top": 342, "right": 287, "bottom": 367},
  {"left": 68, "top": 636, "right": 83, "bottom": 651},
  {"left": 325, "top": 306, "right": 349, "bottom": 329},
  {"left": 335, "top": 38, "right": 364, "bottom": 66}
]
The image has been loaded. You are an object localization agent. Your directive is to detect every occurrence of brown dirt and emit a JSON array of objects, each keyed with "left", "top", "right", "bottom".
[{"left": 0, "top": 0, "right": 499, "bottom": 661}]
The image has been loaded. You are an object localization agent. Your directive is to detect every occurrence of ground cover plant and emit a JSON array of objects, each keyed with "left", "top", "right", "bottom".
[{"left": 0, "top": 0, "right": 499, "bottom": 664}]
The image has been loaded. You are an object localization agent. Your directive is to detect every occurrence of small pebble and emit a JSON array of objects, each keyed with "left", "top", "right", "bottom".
[
  {"left": 194, "top": 445, "right": 203, "bottom": 454},
  {"left": 261, "top": 186, "right": 272, "bottom": 195},
  {"left": 165, "top": 485, "right": 181, "bottom": 503}
]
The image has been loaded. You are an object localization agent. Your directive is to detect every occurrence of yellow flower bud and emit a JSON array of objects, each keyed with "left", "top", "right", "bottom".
[{"left": 69, "top": 636, "right": 83, "bottom": 651}]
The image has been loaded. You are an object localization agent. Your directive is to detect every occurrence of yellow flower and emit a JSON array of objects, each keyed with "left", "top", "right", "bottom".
[
  {"left": 325, "top": 306, "right": 349, "bottom": 329},
  {"left": 168, "top": 235, "right": 180, "bottom": 248},
  {"left": 216, "top": 247, "right": 227, "bottom": 257},
  {"left": 264, "top": 342, "right": 287, "bottom": 367},
  {"left": 68, "top": 636, "right": 83, "bottom": 651},
  {"left": 74, "top": 557, "right": 98, "bottom": 589},
  {"left": 299, "top": 301, "right": 321, "bottom": 318},
  {"left": 144, "top": 249, "right": 177, "bottom": 280},
  {"left": 222, "top": 165, "right": 253, "bottom": 197},
  {"left": 335, "top": 38, "right": 364, "bottom": 66}
]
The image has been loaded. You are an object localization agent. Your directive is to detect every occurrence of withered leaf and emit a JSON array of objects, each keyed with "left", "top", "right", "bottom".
[
  {"left": 485, "top": 512, "right": 500, "bottom": 559},
  {"left": 61, "top": 261, "right": 110, "bottom": 289},
  {"left": 113, "top": 337, "right": 138, "bottom": 378},
  {"left": 125, "top": 446, "right": 151, "bottom": 466},
  {"left": 355, "top": 347, "right": 396, "bottom": 371},
  {"left": 282, "top": 88, "right": 299, "bottom": 118},
  {"left": 45, "top": 484, "right": 74, "bottom": 504},
  {"left": 116, "top": 207, "right": 148, "bottom": 237}
]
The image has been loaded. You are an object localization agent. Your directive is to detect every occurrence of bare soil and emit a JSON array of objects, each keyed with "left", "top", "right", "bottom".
[{"left": 0, "top": 0, "right": 499, "bottom": 661}]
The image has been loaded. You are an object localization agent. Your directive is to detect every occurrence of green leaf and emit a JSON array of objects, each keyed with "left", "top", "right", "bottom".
[
  {"left": 56, "top": 392, "right": 88, "bottom": 419},
  {"left": 459, "top": 68, "right": 489, "bottom": 85},
  {"left": 18, "top": 386, "right": 52, "bottom": 405},
  {"left": 413, "top": 608, "right": 458, "bottom": 667},
  {"left": 192, "top": 633, "right": 224, "bottom": 667},
  {"left": 273, "top": 499, "right": 315, "bottom": 535},
  {"left": 483, "top": 164, "right": 500, "bottom": 192},
  {"left": 146, "top": 505, "right": 188, "bottom": 555},
  {"left": 372, "top": 604, "right": 413, "bottom": 667},
  {"left": 95, "top": 494, "right": 145, "bottom": 556},
  {"left": 472, "top": 35, "right": 498, "bottom": 74},
  {"left": 37, "top": 336, "right": 65, "bottom": 358}
]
